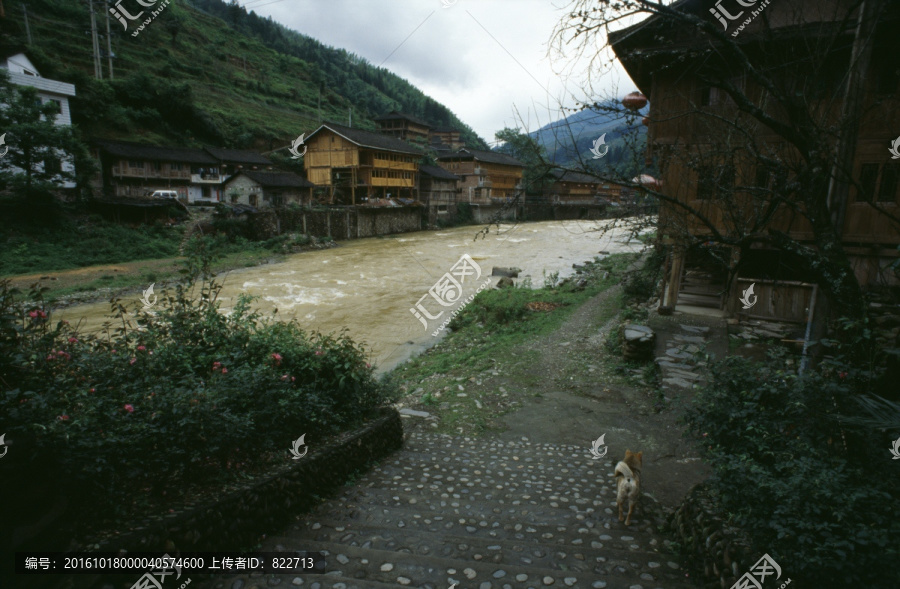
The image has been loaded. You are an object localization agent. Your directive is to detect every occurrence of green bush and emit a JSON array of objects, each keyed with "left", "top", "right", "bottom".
[
  {"left": 0, "top": 255, "right": 394, "bottom": 524},
  {"left": 685, "top": 354, "right": 900, "bottom": 586}
]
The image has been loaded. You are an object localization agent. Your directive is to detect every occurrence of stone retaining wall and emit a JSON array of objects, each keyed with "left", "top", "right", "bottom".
[
  {"left": 266, "top": 206, "right": 421, "bottom": 240},
  {"left": 667, "top": 483, "right": 753, "bottom": 589},
  {"left": 57, "top": 409, "right": 403, "bottom": 589}
]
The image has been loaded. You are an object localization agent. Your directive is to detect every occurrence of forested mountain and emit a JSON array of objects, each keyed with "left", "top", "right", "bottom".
[
  {"left": 530, "top": 106, "right": 647, "bottom": 169},
  {"left": 0, "top": 0, "right": 487, "bottom": 150}
]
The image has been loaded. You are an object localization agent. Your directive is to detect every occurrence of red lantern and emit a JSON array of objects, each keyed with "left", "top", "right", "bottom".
[{"left": 622, "top": 92, "right": 648, "bottom": 111}]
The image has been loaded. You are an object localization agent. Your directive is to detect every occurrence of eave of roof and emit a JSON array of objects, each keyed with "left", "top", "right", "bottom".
[{"left": 308, "top": 122, "right": 424, "bottom": 156}]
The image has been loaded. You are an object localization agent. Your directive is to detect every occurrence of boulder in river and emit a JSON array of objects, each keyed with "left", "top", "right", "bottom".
[
  {"left": 496, "top": 276, "right": 515, "bottom": 289},
  {"left": 492, "top": 267, "right": 520, "bottom": 278}
]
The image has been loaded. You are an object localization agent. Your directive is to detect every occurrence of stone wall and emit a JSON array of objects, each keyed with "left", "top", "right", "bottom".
[
  {"left": 57, "top": 409, "right": 403, "bottom": 589},
  {"left": 667, "top": 483, "right": 753, "bottom": 589},
  {"left": 257, "top": 207, "right": 421, "bottom": 241}
]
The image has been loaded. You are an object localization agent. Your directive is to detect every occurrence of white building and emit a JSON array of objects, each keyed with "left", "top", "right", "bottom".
[{"left": 1, "top": 53, "right": 78, "bottom": 189}]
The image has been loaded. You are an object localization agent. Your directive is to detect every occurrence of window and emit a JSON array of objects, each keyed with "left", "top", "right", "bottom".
[
  {"left": 858, "top": 163, "right": 880, "bottom": 202},
  {"left": 880, "top": 164, "right": 899, "bottom": 202},
  {"left": 129, "top": 160, "right": 144, "bottom": 169},
  {"left": 170, "top": 163, "right": 182, "bottom": 171},
  {"left": 856, "top": 163, "right": 899, "bottom": 204}
]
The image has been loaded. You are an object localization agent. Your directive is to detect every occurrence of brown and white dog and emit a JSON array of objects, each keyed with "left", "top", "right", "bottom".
[{"left": 615, "top": 450, "right": 643, "bottom": 526}]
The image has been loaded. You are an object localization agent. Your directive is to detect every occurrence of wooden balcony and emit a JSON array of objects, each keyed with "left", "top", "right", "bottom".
[{"left": 112, "top": 166, "right": 190, "bottom": 180}]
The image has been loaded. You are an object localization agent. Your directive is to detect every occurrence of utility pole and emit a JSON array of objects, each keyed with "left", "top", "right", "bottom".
[
  {"left": 23, "top": 5, "right": 33, "bottom": 45},
  {"left": 89, "top": 0, "right": 102, "bottom": 79},
  {"left": 318, "top": 87, "right": 322, "bottom": 123},
  {"left": 104, "top": 0, "right": 114, "bottom": 80}
]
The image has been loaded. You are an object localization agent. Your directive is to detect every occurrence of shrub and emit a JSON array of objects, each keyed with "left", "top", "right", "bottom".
[
  {"left": 685, "top": 354, "right": 900, "bottom": 586},
  {"left": 0, "top": 254, "right": 394, "bottom": 526}
]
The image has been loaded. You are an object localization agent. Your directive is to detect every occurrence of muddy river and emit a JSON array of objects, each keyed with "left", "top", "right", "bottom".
[{"left": 56, "top": 220, "right": 646, "bottom": 372}]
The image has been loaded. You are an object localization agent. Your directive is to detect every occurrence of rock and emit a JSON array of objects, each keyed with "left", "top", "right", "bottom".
[
  {"left": 496, "top": 276, "right": 515, "bottom": 289},
  {"left": 492, "top": 267, "right": 520, "bottom": 277},
  {"left": 680, "top": 324, "right": 710, "bottom": 334},
  {"left": 621, "top": 324, "right": 655, "bottom": 362},
  {"left": 399, "top": 408, "right": 431, "bottom": 418},
  {"left": 380, "top": 563, "right": 394, "bottom": 572}
]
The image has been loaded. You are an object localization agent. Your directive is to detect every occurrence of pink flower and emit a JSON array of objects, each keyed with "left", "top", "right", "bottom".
[
  {"left": 130, "top": 357, "right": 137, "bottom": 365},
  {"left": 366, "top": 363, "right": 371, "bottom": 369},
  {"left": 137, "top": 345, "right": 146, "bottom": 351},
  {"left": 271, "top": 353, "right": 283, "bottom": 366},
  {"left": 68, "top": 337, "right": 78, "bottom": 343},
  {"left": 46, "top": 354, "right": 55, "bottom": 361},
  {"left": 221, "top": 368, "right": 228, "bottom": 374},
  {"left": 124, "top": 404, "right": 134, "bottom": 413},
  {"left": 111, "top": 349, "right": 117, "bottom": 354},
  {"left": 29, "top": 311, "right": 38, "bottom": 318},
  {"left": 58, "top": 414, "right": 70, "bottom": 421},
  {"left": 838, "top": 371, "right": 848, "bottom": 380},
  {"left": 315, "top": 350, "right": 323, "bottom": 356},
  {"left": 89, "top": 388, "right": 95, "bottom": 393},
  {"left": 281, "top": 374, "right": 289, "bottom": 381},
  {"left": 291, "top": 376, "right": 295, "bottom": 382}
]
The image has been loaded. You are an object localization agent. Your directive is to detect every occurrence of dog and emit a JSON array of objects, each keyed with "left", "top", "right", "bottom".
[{"left": 615, "top": 449, "right": 642, "bottom": 526}]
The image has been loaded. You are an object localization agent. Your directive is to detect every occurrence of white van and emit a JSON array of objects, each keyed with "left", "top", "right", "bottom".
[{"left": 150, "top": 190, "right": 179, "bottom": 199}]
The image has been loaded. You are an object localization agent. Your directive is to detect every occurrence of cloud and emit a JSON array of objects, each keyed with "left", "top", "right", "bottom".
[{"left": 248, "top": 0, "right": 632, "bottom": 141}]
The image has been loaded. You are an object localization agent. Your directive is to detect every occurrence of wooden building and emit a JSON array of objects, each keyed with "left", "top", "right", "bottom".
[
  {"left": 429, "top": 127, "right": 465, "bottom": 154},
  {"left": 303, "top": 123, "right": 423, "bottom": 205},
  {"left": 223, "top": 171, "right": 314, "bottom": 208},
  {"left": 436, "top": 149, "right": 525, "bottom": 204},
  {"left": 373, "top": 111, "right": 431, "bottom": 146},
  {"left": 419, "top": 164, "right": 460, "bottom": 223},
  {"left": 542, "top": 169, "right": 634, "bottom": 204},
  {"left": 204, "top": 148, "right": 273, "bottom": 178},
  {"left": 93, "top": 141, "right": 223, "bottom": 203},
  {"left": 610, "top": 0, "right": 900, "bottom": 317}
]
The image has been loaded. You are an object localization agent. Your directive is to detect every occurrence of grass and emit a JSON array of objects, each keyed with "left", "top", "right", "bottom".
[{"left": 389, "top": 253, "right": 638, "bottom": 435}]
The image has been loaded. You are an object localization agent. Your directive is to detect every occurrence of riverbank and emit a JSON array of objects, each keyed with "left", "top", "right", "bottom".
[{"left": 389, "top": 252, "right": 710, "bottom": 510}]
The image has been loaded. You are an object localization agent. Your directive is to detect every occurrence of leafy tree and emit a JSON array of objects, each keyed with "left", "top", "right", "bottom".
[
  {"left": 494, "top": 127, "right": 553, "bottom": 195},
  {"left": 0, "top": 70, "right": 95, "bottom": 200}
]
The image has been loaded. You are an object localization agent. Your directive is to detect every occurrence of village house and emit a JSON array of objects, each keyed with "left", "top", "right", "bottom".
[
  {"left": 204, "top": 148, "right": 273, "bottom": 178},
  {"left": 418, "top": 164, "right": 460, "bottom": 224},
  {"left": 610, "top": 0, "right": 900, "bottom": 320},
  {"left": 303, "top": 122, "right": 423, "bottom": 205},
  {"left": 428, "top": 127, "right": 465, "bottom": 155},
  {"left": 1, "top": 53, "right": 77, "bottom": 189},
  {"left": 436, "top": 148, "right": 525, "bottom": 204},
  {"left": 223, "top": 171, "right": 314, "bottom": 208},
  {"left": 542, "top": 169, "right": 634, "bottom": 205},
  {"left": 373, "top": 111, "right": 431, "bottom": 146},
  {"left": 92, "top": 141, "right": 224, "bottom": 203}
]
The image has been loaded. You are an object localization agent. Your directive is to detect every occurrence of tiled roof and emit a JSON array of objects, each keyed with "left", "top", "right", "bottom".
[
  {"left": 437, "top": 148, "right": 525, "bottom": 167},
  {"left": 204, "top": 147, "right": 272, "bottom": 165},
  {"left": 96, "top": 141, "right": 217, "bottom": 164},
  {"left": 237, "top": 171, "right": 314, "bottom": 188},
  {"left": 309, "top": 123, "right": 424, "bottom": 156},
  {"left": 549, "top": 169, "right": 606, "bottom": 184},
  {"left": 419, "top": 164, "right": 459, "bottom": 181}
]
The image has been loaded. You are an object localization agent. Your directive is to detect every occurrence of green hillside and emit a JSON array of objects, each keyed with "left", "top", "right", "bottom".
[{"left": 0, "top": 0, "right": 488, "bottom": 150}]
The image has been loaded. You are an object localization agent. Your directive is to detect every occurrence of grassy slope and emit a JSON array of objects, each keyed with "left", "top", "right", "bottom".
[{"left": 389, "top": 253, "right": 638, "bottom": 435}]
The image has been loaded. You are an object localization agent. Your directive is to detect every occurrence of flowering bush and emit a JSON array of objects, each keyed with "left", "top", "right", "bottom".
[{"left": 0, "top": 257, "right": 395, "bottom": 524}]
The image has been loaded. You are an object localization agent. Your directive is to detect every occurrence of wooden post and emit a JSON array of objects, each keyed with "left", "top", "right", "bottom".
[{"left": 661, "top": 246, "right": 686, "bottom": 312}]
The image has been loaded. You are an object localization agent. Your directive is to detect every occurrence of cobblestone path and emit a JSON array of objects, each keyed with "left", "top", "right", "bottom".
[{"left": 201, "top": 432, "right": 698, "bottom": 589}]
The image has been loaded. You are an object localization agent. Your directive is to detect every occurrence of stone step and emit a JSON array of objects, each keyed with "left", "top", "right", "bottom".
[
  {"left": 204, "top": 537, "right": 691, "bottom": 589},
  {"left": 269, "top": 520, "right": 673, "bottom": 571}
]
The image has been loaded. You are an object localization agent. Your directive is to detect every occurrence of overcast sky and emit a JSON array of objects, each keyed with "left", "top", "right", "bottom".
[{"left": 236, "top": 0, "right": 638, "bottom": 143}]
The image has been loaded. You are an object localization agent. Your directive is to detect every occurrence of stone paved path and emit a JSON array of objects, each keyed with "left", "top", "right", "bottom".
[{"left": 200, "top": 432, "right": 698, "bottom": 589}]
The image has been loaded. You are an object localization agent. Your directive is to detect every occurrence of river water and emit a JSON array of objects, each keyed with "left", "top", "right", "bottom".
[{"left": 56, "top": 220, "right": 645, "bottom": 372}]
